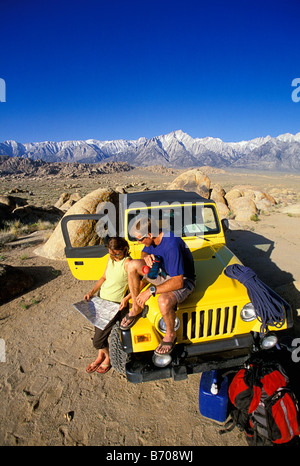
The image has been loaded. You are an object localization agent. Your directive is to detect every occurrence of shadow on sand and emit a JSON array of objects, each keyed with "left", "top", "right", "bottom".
[{"left": 0, "top": 265, "right": 61, "bottom": 306}]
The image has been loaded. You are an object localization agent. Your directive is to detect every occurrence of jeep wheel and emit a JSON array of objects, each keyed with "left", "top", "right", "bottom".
[{"left": 109, "top": 322, "right": 128, "bottom": 376}]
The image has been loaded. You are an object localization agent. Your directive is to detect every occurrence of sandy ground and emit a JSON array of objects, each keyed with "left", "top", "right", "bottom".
[{"left": 0, "top": 169, "right": 300, "bottom": 447}]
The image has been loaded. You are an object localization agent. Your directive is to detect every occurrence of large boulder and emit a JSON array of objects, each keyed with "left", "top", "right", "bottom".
[
  {"left": 229, "top": 196, "right": 258, "bottom": 222},
  {"left": 226, "top": 186, "right": 276, "bottom": 206},
  {"left": 225, "top": 185, "right": 276, "bottom": 220},
  {"left": 34, "top": 188, "right": 119, "bottom": 260},
  {"left": 60, "top": 193, "right": 82, "bottom": 212},
  {"left": 54, "top": 192, "right": 71, "bottom": 209},
  {"left": 215, "top": 202, "right": 230, "bottom": 219},
  {"left": 168, "top": 169, "right": 211, "bottom": 198},
  {"left": 210, "top": 183, "right": 227, "bottom": 205},
  {"left": 225, "top": 188, "right": 243, "bottom": 205},
  {"left": 55, "top": 192, "right": 82, "bottom": 212},
  {"left": 0, "top": 264, "right": 34, "bottom": 304}
]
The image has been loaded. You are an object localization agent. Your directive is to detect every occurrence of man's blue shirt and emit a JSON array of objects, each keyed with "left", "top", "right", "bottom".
[{"left": 142, "top": 231, "right": 195, "bottom": 281}]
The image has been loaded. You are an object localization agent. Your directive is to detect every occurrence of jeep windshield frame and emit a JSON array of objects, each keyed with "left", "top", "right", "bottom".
[
  {"left": 118, "top": 190, "right": 220, "bottom": 242},
  {"left": 61, "top": 191, "right": 221, "bottom": 253},
  {"left": 125, "top": 203, "right": 221, "bottom": 241}
]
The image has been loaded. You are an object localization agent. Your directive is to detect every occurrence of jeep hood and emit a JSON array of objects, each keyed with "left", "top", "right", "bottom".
[{"left": 180, "top": 244, "right": 249, "bottom": 309}]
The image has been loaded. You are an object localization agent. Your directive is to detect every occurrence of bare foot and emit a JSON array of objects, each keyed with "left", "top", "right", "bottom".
[{"left": 85, "top": 349, "right": 106, "bottom": 373}]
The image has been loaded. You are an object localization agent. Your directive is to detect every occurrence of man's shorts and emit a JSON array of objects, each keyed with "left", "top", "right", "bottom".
[{"left": 145, "top": 274, "right": 196, "bottom": 304}]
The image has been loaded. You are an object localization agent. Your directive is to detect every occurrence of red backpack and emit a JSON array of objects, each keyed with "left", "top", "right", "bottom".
[{"left": 227, "top": 359, "right": 300, "bottom": 445}]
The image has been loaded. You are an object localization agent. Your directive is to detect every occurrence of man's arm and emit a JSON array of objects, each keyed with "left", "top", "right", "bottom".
[
  {"left": 136, "top": 275, "right": 183, "bottom": 308},
  {"left": 155, "top": 275, "right": 183, "bottom": 294},
  {"left": 141, "top": 250, "right": 155, "bottom": 267}
]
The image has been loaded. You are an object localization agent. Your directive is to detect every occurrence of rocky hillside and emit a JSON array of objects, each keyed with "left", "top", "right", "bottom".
[
  {"left": 0, "top": 156, "right": 133, "bottom": 178},
  {"left": 1, "top": 130, "right": 300, "bottom": 171}
]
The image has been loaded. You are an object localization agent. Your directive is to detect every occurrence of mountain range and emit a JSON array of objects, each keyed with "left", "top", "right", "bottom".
[{"left": 1, "top": 130, "right": 300, "bottom": 171}]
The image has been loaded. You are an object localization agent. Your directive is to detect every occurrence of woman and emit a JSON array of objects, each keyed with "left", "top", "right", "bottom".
[{"left": 84, "top": 237, "right": 131, "bottom": 374}]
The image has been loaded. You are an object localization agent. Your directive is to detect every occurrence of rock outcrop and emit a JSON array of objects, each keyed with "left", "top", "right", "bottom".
[
  {"left": 0, "top": 156, "right": 133, "bottom": 179},
  {"left": 55, "top": 192, "right": 82, "bottom": 212},
  {"left": 225, "top": 186, "right": 276, "bottom": 220},
  {"left": 34, "top": 188, "right": 119, "bottom": 260},
  {"left": 167, "top": 169, "right": 211, "bottom": 198},
  {"left": 228, "top": 196, "right": 258, "bottom": 222},
  {"left": 168, "top": 170, "right": 278, "bottom": 222}
]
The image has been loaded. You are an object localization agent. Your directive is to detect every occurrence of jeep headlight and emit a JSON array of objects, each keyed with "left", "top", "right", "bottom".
[
  {"left": 158, "top": 317, "right": 180, "bottom": 333},
  {"left": 260, "top": 333, "right": 278, "bottom": 350},
  {"left": 240, "top": 303, "right": 256, "bottom": 322},
  {"left": 152, "top": 352, "right": 172, "bottom": 368}
]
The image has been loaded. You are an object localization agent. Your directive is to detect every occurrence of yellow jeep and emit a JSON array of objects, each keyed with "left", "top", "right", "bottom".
[{"left": 62, "top": 190, "right": 293, "bottom": 383}]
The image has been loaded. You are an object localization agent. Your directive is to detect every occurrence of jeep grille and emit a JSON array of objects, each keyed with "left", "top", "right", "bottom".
[{"left": 179, "top": 306, "right": 237, "bottom": 342}]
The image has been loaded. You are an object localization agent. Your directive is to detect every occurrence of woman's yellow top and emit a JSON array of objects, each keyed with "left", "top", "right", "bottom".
[{"left": 99, "top": 256, "right": 128, "bottom": 303}]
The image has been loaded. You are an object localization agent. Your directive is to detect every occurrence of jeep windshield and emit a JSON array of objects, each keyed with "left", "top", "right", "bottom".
[{"left": 126, "top": 203, "right": 220, "bottom": 241}]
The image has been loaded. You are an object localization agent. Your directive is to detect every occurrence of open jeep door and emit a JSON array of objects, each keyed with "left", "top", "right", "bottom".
[{"left": 61, "top": 214, "right": 109, "bottom": 281}]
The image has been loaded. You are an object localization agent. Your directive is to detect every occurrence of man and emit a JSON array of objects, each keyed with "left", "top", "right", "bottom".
[{"left": 120, "top": 217, "right": 196, "bottom": 356}]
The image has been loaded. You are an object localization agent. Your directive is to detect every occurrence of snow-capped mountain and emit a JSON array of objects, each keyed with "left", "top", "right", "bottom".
[{"left": 1, "top": 130, "right": 300, "bottom": 170}]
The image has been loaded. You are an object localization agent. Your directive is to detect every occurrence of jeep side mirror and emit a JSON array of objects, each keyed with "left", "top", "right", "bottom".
[{"left": 221, "top": 218, "right": 229, "bottom": 232}]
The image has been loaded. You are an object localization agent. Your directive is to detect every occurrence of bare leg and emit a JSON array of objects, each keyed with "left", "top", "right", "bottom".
[
  {"left": 86, "top": 348, "right": 106, "bottom": 372},
  {"left": 98, "top": 347, "right": 110, "bottom": 366},
  {"left": 155, "top": 292, "right": 177, "bottom": 354},
  {"left": 96, "top": 346, "right": 111, "bottom": 373},
  {"left": 121, "top": 259, "right": 145, "bottom": 328}
]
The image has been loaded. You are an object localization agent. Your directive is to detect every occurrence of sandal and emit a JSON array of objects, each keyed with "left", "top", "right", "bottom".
[
  {"left": 86, "top": 362, "right": 102, "bottom": 373},
  {"left": 154, "top": 338, "right": 177, "bottom": 356},
  {"left": 96, "top": 364, "right": 111, "bottom": 374},
  {"left": 86, "top": 353, "right": 105, "bottom": 373},
  {"left": 120, "top": 313, "right": 140, "bottom": 330}
]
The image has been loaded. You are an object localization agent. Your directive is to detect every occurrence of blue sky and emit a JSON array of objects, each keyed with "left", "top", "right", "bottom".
[{"left": 0, "top": 0, "right": 300, "bottom": 143}]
